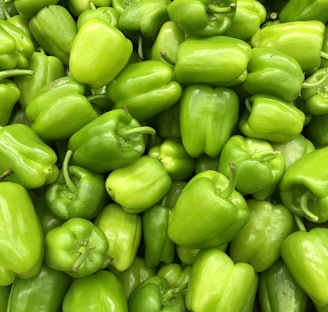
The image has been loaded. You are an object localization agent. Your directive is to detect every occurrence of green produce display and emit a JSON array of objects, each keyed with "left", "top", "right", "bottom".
[{"left": 2, "top": 0, "right": 328, "bottom": 310}]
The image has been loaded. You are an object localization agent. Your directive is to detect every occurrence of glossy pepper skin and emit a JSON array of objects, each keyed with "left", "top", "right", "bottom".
[
  {"left": 279, "top": 145, "right": 328, "bottom": 223},
  {"left": 45, "top": 150, "right": 108, "bottom": 220},
  {"left": 106, "top": 156, "right": 172, "bottom": 213},
  {"left": 68, "top": 0, "right": 112, "bottom": 16},
  {"left": 168, "top": 167, "right": 249, "bottom": 249},
  {"left": 13, "top": 0, "right": 60, "bottom": 19},
  {"left": 242, "top": 47, "right": 305, "bottom": 102},
  {"left": 128, "top": 275, "right": 186, "bottom": 312},
  {"left": 229, "top": 199, "right": 295, "bottom": 272},
  {"left": 168, "top": 0, "right": 236, "bottom": 37},
  {"left": 258, "top": 259, "right": 310, "bottom": 312},
  {"left": 29, "top": 5, "right": 77, "bottom": 66},
  {"left": 179, "top": 84, "right": 239, "bottom": 158},
  {"left": 218, "top": 135, "right": 286, "bottom": 200},
  {"left": 107, "top": 60, "right": 182, "bottom": 121},
  {"left": 0, "top": 124, "right": 59, "bottom": 189},
  {"left": 0, "top": 78, "right": 20, "bottom": 126},
  {"left": 62, "top": 270, "right": 128, "bottom": 312},
  {"left": 0, "top": 182, "right": 44, "bottom": 286},
  {"left": 44, "top": 217, "right": 109, "bottom": 278},
  {"left": 6, "top": 264, "right": 71, "bottom": 312},
  {"left": 94, "top": 203, "right": 142, "bottom": 272},
  {"left": 69, "top": 19, "right": 133, "bottom": 89},
  {"left": 67, "top": 108, "right": 156, "bottom": 173},
  {"left": 250, "top": 20, "right": 326, "bottom": 74},
  {"left": 239, "top": 94, "right": 306, "bottom": 143},
  {"left": 186, "top": 248, "right": 258, "bottom": 312},
  {"left": 174, "top": 36, "right": 251, "bottom": 86}
]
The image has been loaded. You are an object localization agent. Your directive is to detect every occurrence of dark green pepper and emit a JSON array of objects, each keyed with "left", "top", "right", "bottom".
[
  {"left": 0, "top": 285, "right": 10, "bottom": 312},
  {"left": 304, "top": 113, "right": 328, "bottom": 147}
]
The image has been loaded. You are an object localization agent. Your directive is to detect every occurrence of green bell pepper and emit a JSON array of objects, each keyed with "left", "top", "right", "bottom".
[
  {"left": 105, "top": 155, "right": 172, "bottom": 213},
  {"left": 13, "top": 0, "right": 60, "bottom": 19},
  {"left": 25, "top": 75, "right": 99, "bottom": 140},
  {"left": 0, "top": 1, "right": 18, "bottom": 20},
  {"left": 304, "top": 113, "right": 328, "bottom": 147},
  {"left": 185, "top": 248, "right": 258, "bottom": 312},
  {"left": 0, "top": 285, "right": 10, "bottom": 312},
  {"left": 0, "top": 19, "right": 34, "bottom": 70},
  {"left": 167, "top": 0, "right": 236, "bottom": 37},
  {"left": 195, "top": 154, "right": 219, "bottom": 174},
  {"left": 0, "top": 78, "right": 20, "bottom": 126},
  {"left": 68, "top": 0, "right": 112, "bottom": 16},
  {"left": 250, "top": 20, "right": 326, "bottom": 74},
  {"left": 258, "top": 259, "right": 310, "bottom": 312},
  {"left": 176, "top": 245, "right": 201, "bottom": 266},
  {"left": 279, "top": 145, "right": 328, "bottom": 223},
  {"left": 0, "top": 182, "right": 44, "bottom": 286},
  {"left": 168, "top": 165, "right": 249, "bottom": 249},
  {"left": 94, "top": 203, "right": 142, "bottom": 272},
  {"left": 161, "top": 180, "right": 187, "bottom": 209},
  {"left": 14, "top": 49, "right": 65, "bottom": 110},
  {"left": 142, "top": 204, "right": 175, "bottom": 268},
  {"left": 6, "top": 264, "right": 71, "bottom": 312},
  {"left": 45, "top": 217, "right": 109, "bottom": 278},
  {"left": 62, "top": 270, "right": 128, "bottom": 312},
  {"left": 107, "top": 59, "right": 182, "bottom": 121},
  {"left": 239, "top": 94, "right": 306, "bottom": 143},
  {"left": 217, "top": 135, "right": 286, "bottom": 200},
  {"left": 148, "top": 138, "right": 195, "bottom": 181},
  {"left": 29, "top": 5, "right": 77, "bottom": 66},
  {"left": 174, "top": 35, "right": 251, "bottom": 86},
  {"left": 67, "top": 108, "right": 156, "bottom": 173},
  {"left": 242, "top": 47, "right": 305, "bottom": 102},
  {"left": 179, "top": 84, "right": 239, "bottom": 158},
  {"left": 0, "top": 123, "right": 59, "bottom": 189},
  {"left": 127, "top": 275, "right": 186, "bottom": 312},
  {"left": 45, "top": 150, "right": 108, "bottom": 220},
  {"left": 229, "top": 199, "right": 295, "bottom": 272},
  {"left": 69, "top": 18, "right": 133, "bottom": 89}
]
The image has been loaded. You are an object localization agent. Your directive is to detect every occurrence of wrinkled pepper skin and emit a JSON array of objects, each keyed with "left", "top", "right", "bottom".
[
  {"left": 229, "top": 199, "right": 295, "bottom": 272},
  {"left": 168, "top": 168, "right": 249, "bottom": 249},
  {"left": 94, "top": 203, "right": 142, "bottom": 272},
  {"left": 258, "top": 260, "right": 309, "bottom": 312},
  {"left": 44, "top": 217, "right": 109, "bottom": 278},
  {"left": 279, "top": 145, "right": 328, "bottom": 223},
  {"left": 179, "top": 84, "right": 240, "bottom": 158},
  {"left": 0, "top": 124, "right": 59, "bottom": 189},
  {"left": 186, "top": 248, "right": 258, "bottom": 312},
  {"left": 174, "top": 36, "right": 251, "bottom": 86},
  {"left": 62, "top": 270, "right": 128, "bottom": 312},
  {"left": 106, "top": 156, "right": 172, "bottom": 213},
  {"left": 107, "top": 59, "right": 182, "bottom": 121},
  {"left": 6, "top": 264, "right": 71, "bottom": 312},
  {"left": 14, "top": 0, "right": 60, "bottom": 19},
  {"left": 0, "top": 182, "right": 44, "bottom": 286},
  {"left": 67, "top": 109, "right": 155, "bottom": 173},
  {"left": 69, "top": 18, "right": 133, "bottom": 88}
]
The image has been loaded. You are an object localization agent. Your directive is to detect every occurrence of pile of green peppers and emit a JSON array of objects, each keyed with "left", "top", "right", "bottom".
[{"left": 2, "top": 0, "right": 328, "bottom": 311}]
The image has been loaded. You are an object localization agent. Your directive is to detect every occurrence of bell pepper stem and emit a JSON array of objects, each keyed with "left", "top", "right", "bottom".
[
  {"left": 294, "top": 215, "right": 307, "bottom": 232},
  {"left": 88, "top": 1, "right": 96, "bottom": 9},
  {"left": 0, "top": 69, "right": 35, "bottom": 82},
  {"left": 138, "top": 35, "right": 144, "bottom": 61},
  {"left": 299, "top": 191, "right": 319, "bottom": 222},
  {"left": 87, "top": 94, "right": 110, "bottom": 103},
  {"left": 72, "top": 239, "right": 96, "bottom": 273},
  {"left": 162, "top": 288, "right": 181, "bottom": 305},
  {"left": 207, "top": 3, "right": 236, "bottom": 14},
  {"left": 0, "top": 169, "right": 13, "bottom": 181},
  {"left": 0, "top": 2, "right": 11, "bottom": 19},
  {"left": 302, "top": 68, "right": 328, "bottom": 89},
  {"left": 119, "top": 125, "right": 156, "bottom": 137},
  {"left": 320, "top": 51, "right": 328, "bottom": 62},
  {"left": 160, "top": 51, "right": 176, "bottom": 66},
  {"left": 221, "top": 162, "right": 237, "bottom": 198},
  {"left": 62, "top": 149, "right": 77, "bottom": 193}
]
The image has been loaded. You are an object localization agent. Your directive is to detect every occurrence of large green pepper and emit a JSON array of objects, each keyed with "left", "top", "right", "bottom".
[
  {"left": 250, "top": 20, "right": 326, "bottom": 74},
  {"left": 62, "top": 270, "right": 128, "bottom": 312},
  {"left": 167, "top": 0, "right": 236, "bottom": 37},
  {"left": 67, "top": 108, "right": 156, "bottom": 173},
  {"left": 174, "top": 35, "right": 251, "bottom": 86},
  {"left": 44, "top": 217, "right": 109, "bottom": 278},
  {"left": 218, "top": 135, "right": 285, "bottom": 200},
  {"left": 69, "top": 18, "right": 133, "bottom": 88},
  {"left": 0, "top": 182, "right": 44, "bottom": 286},
  {"left": 279, "top": 145, "right": 328, "bottom": 223},
  {"left": 45, "top": 150, "right": 108, "bottom": 220},
  {"left": 94, "top": 203, "right": 142, "bottom": 272},
  {"left": 186, "top": 248, "right": 258, "bottom": 312},
  {"left": 13, "top": 0, "right": 61, "bottom": 19},
  {"left": 107, "top": 59, "right": 182, "bottom": 121},
  {"left": 258, "top": 259, "right": 310, "bottom": 312},
  {"left": 105, "top": 155, "right": 172, "bottom": 213},
  {"left": 6, "top": 264, "right": 71, "bottom": 312},
  {"left": 179, "top": 84, "right": 239, "bottom": 158},
  {"left": 25, "top": 75, "right": 99, "bottom": 140},
  {"left": 229, "top": 199, "right": 295, "bottom": 272},
  {"left": 168, "top": 166, "right": 249, "bottom": 249},
  {"left": 0, "top": 123, "right": 59, "bottom": 189},
  {"left": 29, "top": 5, "right": 77, "bottom": 66}
]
